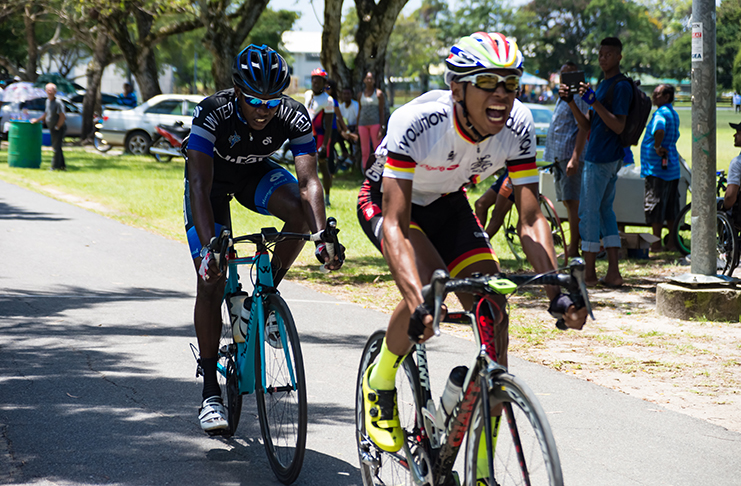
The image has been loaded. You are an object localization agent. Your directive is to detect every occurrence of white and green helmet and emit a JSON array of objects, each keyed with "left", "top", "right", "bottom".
[{"left": 444, "top": 32, "right": 524, "bottom": 86}]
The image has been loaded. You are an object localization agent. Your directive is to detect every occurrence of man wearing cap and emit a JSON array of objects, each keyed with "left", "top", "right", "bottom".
[
  {"left": 722, "top": 122, "right": 741, "bottom": 220},
  {"left": 304, "top": 68, "right": 334, "bottom": 206}
]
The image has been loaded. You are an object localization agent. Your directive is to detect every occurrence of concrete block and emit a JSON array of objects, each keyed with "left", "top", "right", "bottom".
[{"left": 656, "top": 282, "right": 741, "bottom": 322}]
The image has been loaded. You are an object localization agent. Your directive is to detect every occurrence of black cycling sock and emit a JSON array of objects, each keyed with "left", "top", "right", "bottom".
[{"left": 200, "top": 357, "right": 220, "bottom": 400}]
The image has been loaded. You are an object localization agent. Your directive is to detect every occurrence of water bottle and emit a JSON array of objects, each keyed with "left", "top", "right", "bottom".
[
  {"left": 439, "top": 366, "right": 468, "bottom": 423},
  {"left": 661, "top": 156, "right": 668, "bottom": 170},
  {"left": 228, "top": 292, "right": 250, "bottom": 343}
]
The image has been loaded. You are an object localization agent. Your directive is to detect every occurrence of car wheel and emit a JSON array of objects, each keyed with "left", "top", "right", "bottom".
[
  {"left": 93, "top": 135, "right": 112, "bottom": 153},
  {"left": 125, "top": 131, "right": 151, "bottom": 155}
]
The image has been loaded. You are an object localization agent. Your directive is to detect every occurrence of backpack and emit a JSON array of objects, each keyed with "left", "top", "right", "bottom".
[{"left": 604, "top": 74, "right": 652, "bottom": 147}]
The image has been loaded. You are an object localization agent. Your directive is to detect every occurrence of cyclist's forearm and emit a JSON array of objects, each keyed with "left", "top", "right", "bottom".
[{"left": 519, "top": 216, "right": 560, "bottom": 300}]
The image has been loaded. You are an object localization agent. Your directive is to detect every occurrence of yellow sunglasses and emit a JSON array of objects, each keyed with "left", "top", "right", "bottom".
[{"left": 458, "top": 73, "right": 520, "bottom": 93}]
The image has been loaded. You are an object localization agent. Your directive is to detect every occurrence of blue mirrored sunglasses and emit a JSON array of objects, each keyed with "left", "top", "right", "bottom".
[{"left": 243, "top": 94, "right": 282, "bottom": 109}]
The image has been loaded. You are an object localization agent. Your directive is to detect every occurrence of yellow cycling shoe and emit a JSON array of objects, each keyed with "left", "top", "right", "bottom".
[{"left": 362, "top": 364, "right": 404, "bottom": 452}]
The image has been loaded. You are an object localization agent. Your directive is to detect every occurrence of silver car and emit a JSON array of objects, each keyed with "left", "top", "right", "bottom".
[
  {"left": 0, "top": 97, "right": 83, "bottom": 139},
  {"left": 94, "top": 94, "right": 204, "bottom": 155}
]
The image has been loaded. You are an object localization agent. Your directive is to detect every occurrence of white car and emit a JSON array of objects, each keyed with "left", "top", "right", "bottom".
[
  {"left": 523, "top": 102, "right": 553, "bottom": 148},
  {"left": 94, "top": 94, "right": 204, "bottom": 155}
]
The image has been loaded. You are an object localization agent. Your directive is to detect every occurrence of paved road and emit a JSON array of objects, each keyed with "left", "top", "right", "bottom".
[{"left": 1, "top": 179, "right": 740, "bottom": 485}]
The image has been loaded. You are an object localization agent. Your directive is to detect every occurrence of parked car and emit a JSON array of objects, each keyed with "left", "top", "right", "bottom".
[
  {"left": 0, "top": 96, "right": 83, "bottom": 140},
  {"left": 69, "top": 92, "right": 130, "bottom": 112},
  {"left": 523, "top": 102, "right": 553, "bottom": 148},
  {"left": 94, "top": 94, "right": 204, "bottom": 155}
]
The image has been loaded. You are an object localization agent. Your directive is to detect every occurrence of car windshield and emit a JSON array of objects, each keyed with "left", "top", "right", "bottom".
[
  {"left": 531, "top": 109, "right": 552, "bottom": 124},
  {"left": 146, "top": 100, "right": 183, "bottom": 115}
]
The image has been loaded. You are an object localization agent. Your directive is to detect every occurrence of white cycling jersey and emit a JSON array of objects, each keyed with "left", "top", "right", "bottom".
[{"left": 367, "top": 90, "right": 537, "bottom": 206}]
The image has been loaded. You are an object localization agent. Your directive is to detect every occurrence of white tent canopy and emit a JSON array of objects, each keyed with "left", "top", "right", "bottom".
[{"left": 521, "top": 71, "right": 549, "bottom": 86}]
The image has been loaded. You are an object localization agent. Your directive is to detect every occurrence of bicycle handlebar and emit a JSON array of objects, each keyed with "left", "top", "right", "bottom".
[
  {"left": 415, "top": 258, "right": 594, "bottom": 341},
  {"left": 211, "top": 217, "right": 345, "bottom": 273}
]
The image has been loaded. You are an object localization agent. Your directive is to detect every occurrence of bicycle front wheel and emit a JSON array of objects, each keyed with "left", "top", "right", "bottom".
[
  {"left": 255, "top": 294, "right": 307, "bottom": 485},
  {"left": 539, "top": 195, "right": 568, "bottom": 267},
  {"left": 217, "top": 298, "right": 243, "bottom": 437},
  {"left": 465, "top": 372, "right": 563, "bottom": 486},
  {"left": 355, "top": 330, "right": 428, "bottom": 486}
]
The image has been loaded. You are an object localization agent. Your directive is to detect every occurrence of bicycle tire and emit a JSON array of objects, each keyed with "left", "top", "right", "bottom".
[
  {"left": 217, "top": 300, "right": 243, "bottom": 437},
  {"left": 255, "top": 294, "right": 307, "bottom": 485},
  {"left": 355, "top": 330, "right": 428, "bottom": 486},
  {"left": 539, "top": 195, "right": 569, "bottom": 267},
  {"left": 503, "top": 206, "right": 525, "bottom": 264},
  {"left": 717, "top": 212, "right": 736, "bottom": 276},
  {"left": 464, "top": 372, "right": 563, "bottom": 486},
  {"left": 673, "top": 203, "right": 692, "bottom": 256}
]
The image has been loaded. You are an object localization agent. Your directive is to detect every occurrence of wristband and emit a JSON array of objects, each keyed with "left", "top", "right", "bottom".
[
  {"left": 547, "top": 293, "right": 574, "bottom": 319},
  {"left": 581, "top": 88, "right": 596, "bottom": 105}
]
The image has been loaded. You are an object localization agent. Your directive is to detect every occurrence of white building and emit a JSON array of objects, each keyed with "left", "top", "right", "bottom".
[{"left": 281, "top": 31, "right": 356, "bottom": 93}]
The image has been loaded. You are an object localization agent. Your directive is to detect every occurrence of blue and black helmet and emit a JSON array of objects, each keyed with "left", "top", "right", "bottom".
[{"left": 232, "top": 44, "right": 291, "bottom": 97}]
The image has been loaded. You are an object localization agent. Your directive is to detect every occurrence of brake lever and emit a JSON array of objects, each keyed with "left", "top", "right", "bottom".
[
  {"left": 426, "top": 269, "right": 449, "bottom": 337},
  {"left": 570, "top": 258, "right": 594, "bottom": 320}
]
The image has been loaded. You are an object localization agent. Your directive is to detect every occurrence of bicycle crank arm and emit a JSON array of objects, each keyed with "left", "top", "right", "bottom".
[{"left": 401, "top": 431, "right": 434, "bottom": 486}]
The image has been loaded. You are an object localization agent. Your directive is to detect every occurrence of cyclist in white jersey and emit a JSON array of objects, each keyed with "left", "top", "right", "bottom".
[{"left": 357, "top": 32, "right": 588, "bottom": 465}]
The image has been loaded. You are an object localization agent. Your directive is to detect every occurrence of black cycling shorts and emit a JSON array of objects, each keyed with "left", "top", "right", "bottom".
[
  {"left": 184, "top": 159, "right": 297, "bottom": 258},
  {"left": 357, "top": 179, "right": 498, "bottom": 277}
]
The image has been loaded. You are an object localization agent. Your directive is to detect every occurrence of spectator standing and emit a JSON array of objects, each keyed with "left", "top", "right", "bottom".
[
  {"left": 722, "top": 122, "right": 741, "bottom": 216},
  {"left": 30, "top": 83, "right": 66, "bottom": 171},
  {"left": 568, "top": 37, "right": 632, "bottom": 288},
  {"left": 734, "top": 92, "right": 741, "bottom": 113},
  {"left": 547, "top": 61, "right": 590, "bottom": 258},
  {"left": 326, "top": 80, "right": 351, "bottom": 177},
  {"left": 118, "top": 82, "right": 137, "bottom": 108},
  {"left": 640, "top": 84, "right": 681, "bottom": 251},
  {"left": 304, "top": 68, "right": 334, "bottom": 206},
  {"left": 338, "top": 87, "right": 360, "bottom": 169},
  {"left": 357, "top": 71, "right": 386, "bottom": 171}
]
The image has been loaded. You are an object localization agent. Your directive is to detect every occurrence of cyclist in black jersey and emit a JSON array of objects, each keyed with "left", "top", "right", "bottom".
[{"left": 183, "top": 44, "right": 343, "bottom": 433}]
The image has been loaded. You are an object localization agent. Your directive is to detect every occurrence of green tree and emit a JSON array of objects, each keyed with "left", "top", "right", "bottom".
[{"left": 717, "top": 0, "right": 741, "bottom": 90}]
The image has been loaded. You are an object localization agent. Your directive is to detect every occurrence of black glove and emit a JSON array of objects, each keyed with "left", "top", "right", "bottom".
[
  {"left": 408, "top": 304, "right": 432, "bottom": 343},
  {"left": 548, "top": 293, "right": 574, "bottom": 320}
]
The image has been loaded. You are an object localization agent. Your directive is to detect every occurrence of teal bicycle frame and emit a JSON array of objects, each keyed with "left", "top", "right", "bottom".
[{"left": 220, "top": 248, "right": 298, "bottom": 396}]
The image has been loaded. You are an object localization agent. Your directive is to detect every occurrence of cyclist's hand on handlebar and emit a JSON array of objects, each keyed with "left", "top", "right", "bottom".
[
  {"left": 198, "top": 237, "right": 223, "bottom": 283},
  {"left": 408, "top": 303, "right": 447, "bottom": 343},
  {"left": 315, "top": 242, "right": 345, "bottom": 271},
  {"left": 549, "top": 293, "right": 588, "bottom": 330}
]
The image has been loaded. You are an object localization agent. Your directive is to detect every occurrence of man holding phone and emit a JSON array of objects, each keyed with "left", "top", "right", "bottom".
[
  {"left": 563, "top": 37, "right": 631, "bottom": 288},
  {"left": 545, "top": 62, "right": 589, "bottom": 258}
]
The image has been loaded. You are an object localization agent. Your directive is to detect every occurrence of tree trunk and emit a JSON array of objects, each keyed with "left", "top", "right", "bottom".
[
  {"left": 321, "top": 0, "right": 409, "bottom": 95},
  {"left": 81, "top": 33, "right": 112, "bottom": 142},
  {"left": 23, "top": 4, "right": 39, "bottom": 82}
]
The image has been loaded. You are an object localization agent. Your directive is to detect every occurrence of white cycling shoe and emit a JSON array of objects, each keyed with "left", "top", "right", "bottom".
[{"left": 199, "top": 396, "right": 228, "bottom": 433}]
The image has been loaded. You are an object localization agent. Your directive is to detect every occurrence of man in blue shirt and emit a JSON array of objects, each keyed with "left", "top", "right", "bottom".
[
  {"left": 640, "top": 84, "right": 680, "bottom": 251},
  {"left": 566, "top": 37, "right": 631, "bottom": 288},
  {"left": 117, "top": 82, "right": 137, "bottom": 108}
]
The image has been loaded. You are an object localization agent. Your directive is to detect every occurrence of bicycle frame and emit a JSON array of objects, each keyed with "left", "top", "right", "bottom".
[
  {"left": 220, "top": 246, "right": 297, "bottom": 396},
  {"left": 404, "top": 298, "right": 506, "bottom": 486}
]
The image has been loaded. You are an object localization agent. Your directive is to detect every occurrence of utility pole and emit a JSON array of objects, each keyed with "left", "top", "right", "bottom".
[{"left": 690, "top": 0, "right": 716, "bottom": 275}]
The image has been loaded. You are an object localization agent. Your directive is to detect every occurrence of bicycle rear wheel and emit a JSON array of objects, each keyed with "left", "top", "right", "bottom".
[
  {"left": 255, "top": 294, "right": 307, "bottom": 485},
  {"left": 465, "top": 372, "right": 563, "bottom": 486},
  {"left": 356, "top": 330, "right": 429, "bottom": 486},
  {"left": 217, "top": 298, "right": 243, "bottom": 437},
  {"left": 539, "top": 195, "right": 568, "bottom": 267}
]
